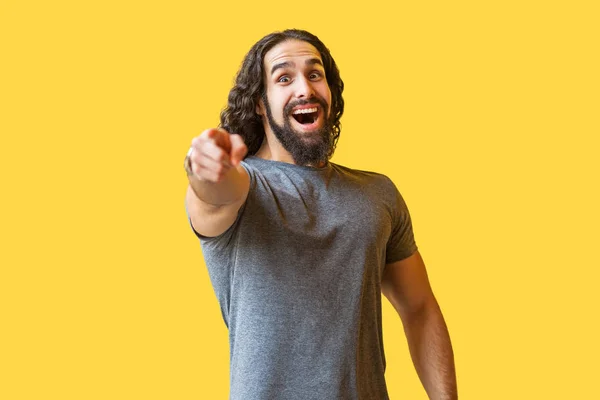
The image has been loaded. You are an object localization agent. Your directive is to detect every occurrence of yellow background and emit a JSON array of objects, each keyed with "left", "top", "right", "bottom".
[{"left": 1, "top": 0, "right": 598, "bottom": 398}]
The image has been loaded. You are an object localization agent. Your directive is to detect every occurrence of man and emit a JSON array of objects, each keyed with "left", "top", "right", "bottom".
[{"left": 185, "top": 29, "right": 457, "bottom": 400}]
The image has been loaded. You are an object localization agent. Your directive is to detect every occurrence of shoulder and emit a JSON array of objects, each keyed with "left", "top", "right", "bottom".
[
  {"left": 330, "top": 163, "right": 411, "bottom": 217},
  {"left": 330, "top": 163, "right": 398, "bottom": 193}
]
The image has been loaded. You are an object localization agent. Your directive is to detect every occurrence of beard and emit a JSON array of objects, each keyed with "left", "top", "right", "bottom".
[{"left": 263, "top": 93, "right": 334, "bottom": 167}]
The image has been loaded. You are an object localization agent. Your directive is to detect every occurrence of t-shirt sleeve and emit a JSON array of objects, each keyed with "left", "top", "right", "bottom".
[
  {"left": 185, "top": 160, "right": 254, "bottom": 250},
  {"left": 385, "top": 178, "right": 418, "bottom": 264}
]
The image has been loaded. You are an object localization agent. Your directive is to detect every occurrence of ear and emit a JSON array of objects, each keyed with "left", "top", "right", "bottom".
[{"left": 256, "top": 97, "right": 265, "bottom": 116}]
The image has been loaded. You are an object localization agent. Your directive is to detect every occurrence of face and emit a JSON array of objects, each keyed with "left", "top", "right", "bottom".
[{"left": 258, "top": 39, "right": 333, "bottom": 166}]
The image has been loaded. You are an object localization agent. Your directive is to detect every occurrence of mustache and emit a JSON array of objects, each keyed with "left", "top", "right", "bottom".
[{"left": 284, "top": 98, "right": 328, "bottom": 115}]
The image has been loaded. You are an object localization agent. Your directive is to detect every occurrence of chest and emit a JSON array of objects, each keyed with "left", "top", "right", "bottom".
[{"left": 242, "top": 181, "right": 393, "bottom": 253}]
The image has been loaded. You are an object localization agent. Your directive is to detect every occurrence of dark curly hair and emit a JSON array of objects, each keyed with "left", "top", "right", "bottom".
[{"left": 219, "top": 29, "right": 345, "bottom": 158}]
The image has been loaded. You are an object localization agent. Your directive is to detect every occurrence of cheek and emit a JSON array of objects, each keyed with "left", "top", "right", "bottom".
[
  {"left": 270, "top": 91, "right": 291, "bottom": 110},
  {"left": 321, "top": 85, "right": 332, "bottom": 104}
]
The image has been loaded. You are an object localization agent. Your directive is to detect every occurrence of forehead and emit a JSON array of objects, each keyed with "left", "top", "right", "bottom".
[{"left": 263, "top": 40, "right": 323, "bottom": 70}]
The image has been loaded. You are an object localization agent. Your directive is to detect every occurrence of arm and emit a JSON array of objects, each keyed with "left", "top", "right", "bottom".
[
  {"left": 381, "top": 251, "right": 457, "bottom": 400},
  {"left": 185, "top": 128, "right": 250, "bottom": 237}
]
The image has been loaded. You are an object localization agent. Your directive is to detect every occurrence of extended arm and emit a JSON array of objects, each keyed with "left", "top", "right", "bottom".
[
  {"left": 185, "top": 128, "right": 250, "bottom": 237},
  {"left": 381, "top": 251, "right": 457, "bottom": 400}
]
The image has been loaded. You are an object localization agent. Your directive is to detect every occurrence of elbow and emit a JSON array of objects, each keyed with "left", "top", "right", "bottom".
[{"left": 398, "top": 294, "right": 440, "bottom": 323}]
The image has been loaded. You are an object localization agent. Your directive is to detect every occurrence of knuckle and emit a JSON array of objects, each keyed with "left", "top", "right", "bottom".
[{"left": 199, "top": 129, "right": 216, "bottom": 142}]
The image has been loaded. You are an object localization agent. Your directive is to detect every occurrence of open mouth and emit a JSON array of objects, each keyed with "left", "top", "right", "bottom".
[{"left": 291, "top": 107, "right": 319, "bottom": 125}]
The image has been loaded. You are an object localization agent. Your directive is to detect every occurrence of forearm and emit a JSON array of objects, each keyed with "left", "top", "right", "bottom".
[{"left": 402, "top": 299, "right": 457, "bottom": 400}]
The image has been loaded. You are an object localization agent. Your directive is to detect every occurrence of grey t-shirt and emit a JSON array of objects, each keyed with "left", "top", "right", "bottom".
[{"left": 193, "top": 156, "right": 418, "bottom": 400}]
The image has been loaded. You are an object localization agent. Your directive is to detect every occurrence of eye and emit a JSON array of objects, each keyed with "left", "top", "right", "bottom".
[
  {"left": 277, "top": 75, "right": 291, "bottom": 83},
  {"left": 309, "top": 71, "right": 323, "bottom": 80}
]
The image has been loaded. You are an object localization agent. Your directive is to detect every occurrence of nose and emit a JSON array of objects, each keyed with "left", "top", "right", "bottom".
[{"left": 294, "top": 76, "right": 315, "bottom": 99}]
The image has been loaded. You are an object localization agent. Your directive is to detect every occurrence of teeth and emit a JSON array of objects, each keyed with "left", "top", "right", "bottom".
[{"left": 292, "top": 107, "right": 318, "bottom": 115}]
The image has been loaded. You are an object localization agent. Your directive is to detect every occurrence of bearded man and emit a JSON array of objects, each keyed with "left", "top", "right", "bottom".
[{"left": 184, "top": 29, "right": 457, "bottom": 400}]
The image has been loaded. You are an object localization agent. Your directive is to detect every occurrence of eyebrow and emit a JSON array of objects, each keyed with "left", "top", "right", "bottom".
[
  {"left": 270, "top": 58, "right": 324, "bottom": 75},
  {"left": 306, "top": 58, "right": 323, "bottom": 68}
]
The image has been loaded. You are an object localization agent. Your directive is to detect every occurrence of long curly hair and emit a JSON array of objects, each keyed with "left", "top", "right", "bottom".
[{"left": 219, "top": 29, "right": 345, "bottom": 158}]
